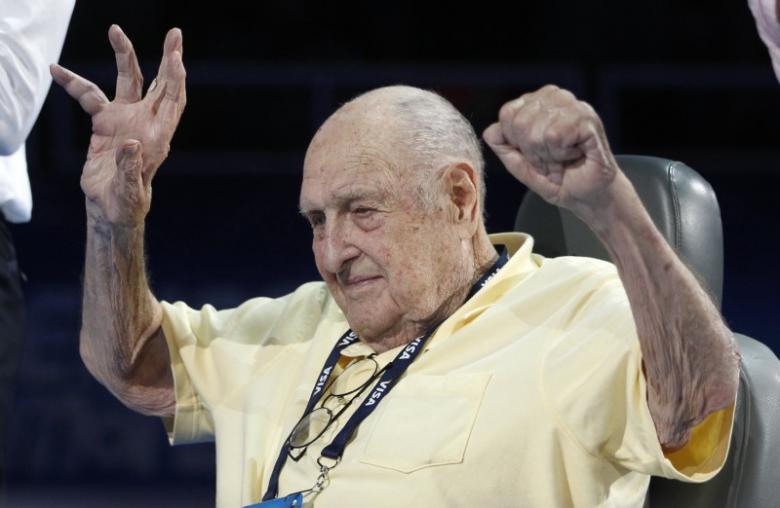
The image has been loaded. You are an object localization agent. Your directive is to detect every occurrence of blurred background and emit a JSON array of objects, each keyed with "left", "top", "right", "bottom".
[{"left": 6, "top": 0, "right": 779, "bottom": 505}]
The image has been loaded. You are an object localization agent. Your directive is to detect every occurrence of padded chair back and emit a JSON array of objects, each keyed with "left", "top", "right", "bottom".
[{"left": 513, "top": 155, "right": 780, "bottom": 507}]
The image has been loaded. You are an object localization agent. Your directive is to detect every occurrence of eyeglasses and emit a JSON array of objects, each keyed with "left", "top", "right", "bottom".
[{"left": 286, "top": 355, "right": 387, "bottom": 461}]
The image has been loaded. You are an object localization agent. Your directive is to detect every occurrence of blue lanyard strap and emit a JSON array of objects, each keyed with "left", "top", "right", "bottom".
[
  {"left": 302, "top": 330, "right": 360, "bottom": 417},
  {"left": 262, "top": 248, "right": 508, "bottom": 501}
]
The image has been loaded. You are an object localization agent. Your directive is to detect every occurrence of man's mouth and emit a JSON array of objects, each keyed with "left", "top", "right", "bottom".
[
  {"left": 336, "top": 268, "right": 383, "bottom": 291},
  {"left": 343, "top": 275, "right": 382, "bottom": 287}
]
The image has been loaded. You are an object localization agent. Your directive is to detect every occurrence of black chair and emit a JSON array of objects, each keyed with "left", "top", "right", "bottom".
[{"left": 514, "top": 155, "right": 780, "bottom": 507}]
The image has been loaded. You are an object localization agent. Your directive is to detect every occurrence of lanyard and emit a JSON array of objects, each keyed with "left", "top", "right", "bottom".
[{"left": 262, "top": 248, "right": 508, "bottom": 501}]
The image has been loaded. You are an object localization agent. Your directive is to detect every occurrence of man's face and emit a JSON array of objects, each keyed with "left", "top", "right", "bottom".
[{"left": 299, "top": 114, "right": 465, "bottom": 345}]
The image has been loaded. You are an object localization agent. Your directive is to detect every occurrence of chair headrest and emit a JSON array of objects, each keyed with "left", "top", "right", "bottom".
[{"left": 514, "top": 155, "right": 724, "bottom": 308}]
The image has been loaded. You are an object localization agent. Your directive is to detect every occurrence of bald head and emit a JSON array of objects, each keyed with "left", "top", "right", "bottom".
[{"left": 305, "top": 85, "right": 486, "bottom": 218}]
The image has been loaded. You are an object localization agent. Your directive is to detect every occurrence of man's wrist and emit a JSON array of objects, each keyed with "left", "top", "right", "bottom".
[
  {"left": 567, "top": 170, "right": 668, "bottom": 263},
  {"left": 570, "top": 172, "right": 645, "bottom": 234},
  {"left": 85, "top": 198, "right": 145, "bottom": 237}
]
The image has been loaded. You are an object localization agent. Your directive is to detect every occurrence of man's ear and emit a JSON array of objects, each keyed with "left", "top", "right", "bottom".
[{"left": 442, "top": 162, "right": 480, "bottom": 232}]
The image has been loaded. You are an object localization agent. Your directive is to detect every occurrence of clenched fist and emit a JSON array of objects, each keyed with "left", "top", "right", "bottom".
[{"left": 483, "top": 85, "right": 623, "bottom": 221}]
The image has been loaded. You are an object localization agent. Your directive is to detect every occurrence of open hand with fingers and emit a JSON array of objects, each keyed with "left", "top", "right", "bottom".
[
  {"left": 483, "top": 85, "right": 624, "bottom": 222},
  {"left": 51, "top": 25, "right": 186, "bottom": 227}
]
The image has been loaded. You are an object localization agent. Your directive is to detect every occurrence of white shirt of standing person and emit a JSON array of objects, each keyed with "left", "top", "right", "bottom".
[
  {"left": 749, "top": 0, "right": 780, "bottom": 81},
  {"left": 0, "top": 0, "right": 75, "bottom": 223}
]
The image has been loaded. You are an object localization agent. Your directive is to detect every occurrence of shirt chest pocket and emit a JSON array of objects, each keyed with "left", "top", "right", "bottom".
[{"left": 359, "top": 372, "right": 491, "bottom": 473}]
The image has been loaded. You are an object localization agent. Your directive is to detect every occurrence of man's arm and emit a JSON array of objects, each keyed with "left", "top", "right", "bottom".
[
  {"left": 0, "top": 0, "right": 75, "bottom": 154},
  {"left": 484, "top": 85, "right": 739, "bottom": 450},
  {"left": 51, "top": 26, "right": 186, "bottom": 417},
  {"left": 81, "top": 167, "right": 174, "bottom": 417},
  {"left": 577, "top": 171, "right": 737, "bottom": 450}
]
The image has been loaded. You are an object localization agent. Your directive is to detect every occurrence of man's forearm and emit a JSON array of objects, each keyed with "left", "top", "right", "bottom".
[
  {"left": 82, "top": 203, "right": 174, "bottom": 417},
  {"left": 580, "top": 172, "right": 740, "bottom": 449}
]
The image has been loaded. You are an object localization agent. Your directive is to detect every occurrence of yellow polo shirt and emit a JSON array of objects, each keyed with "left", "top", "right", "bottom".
[{"left": 160, "top": 232, "right": 734, "bottom": 508}]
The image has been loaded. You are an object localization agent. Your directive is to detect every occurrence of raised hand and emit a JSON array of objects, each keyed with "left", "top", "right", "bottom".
[
  {"left": 51, "top": 25, "right": 186, "bottom": 226},
  {"left": 483, "top": 85, "right": 621, "bottom": 221}
]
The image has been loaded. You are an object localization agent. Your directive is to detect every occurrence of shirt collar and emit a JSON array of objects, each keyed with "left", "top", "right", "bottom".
[{"left": 427, "top": 232, "right": 540, "bottom": 347}]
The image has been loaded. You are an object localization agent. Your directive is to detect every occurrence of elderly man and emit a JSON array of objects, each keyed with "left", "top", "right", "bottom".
[{"left": 52, "top": 27, "right": 738, "bottom": 507}]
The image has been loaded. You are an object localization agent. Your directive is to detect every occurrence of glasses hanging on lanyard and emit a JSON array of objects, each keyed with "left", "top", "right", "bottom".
[{"left": 287, "top": 355, "right": 387, "bottom": 461}]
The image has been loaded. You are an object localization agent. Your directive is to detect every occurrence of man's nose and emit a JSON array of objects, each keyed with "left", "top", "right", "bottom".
[{"left": 318, "top": 219, "right": 360, "bottom": 274}]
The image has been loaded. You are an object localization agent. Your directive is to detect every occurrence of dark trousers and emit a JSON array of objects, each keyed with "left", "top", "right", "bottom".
[{"left": 0, "top": 216, "right": 23, "bottom": 490}]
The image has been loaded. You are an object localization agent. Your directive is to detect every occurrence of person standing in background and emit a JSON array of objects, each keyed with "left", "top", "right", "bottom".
[
  {"left": 0, "top": 0, "right": 75, "bottom": 489},
  {"left": 749, "top": 0, "right": 780, "bottom": 81}
]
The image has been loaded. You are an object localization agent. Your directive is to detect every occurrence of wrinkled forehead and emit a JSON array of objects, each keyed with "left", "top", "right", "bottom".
[{"left": 300, "top": 111, "right": 408, "bottom": 208}]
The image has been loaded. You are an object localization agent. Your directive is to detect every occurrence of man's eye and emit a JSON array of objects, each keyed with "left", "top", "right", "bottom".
[
  {"left": 307, "top": 214, "right": 325, "bottom": 227},
  {"left": 351, "top": 207, "right": 382, "bottom": 230}
]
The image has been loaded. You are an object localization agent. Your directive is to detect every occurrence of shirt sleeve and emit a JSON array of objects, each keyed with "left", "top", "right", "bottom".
[
  {"left": 748, "top": 0, "right": 780, "bottom": 82},
  {"left": 159, "top": 282, "right": 332, "bottom": 445},
  {"left": 0, "top": 0, "right": 75, "bottom": 154},
  {"left": 542, "top": 265, "right": 735, "bottom": 482}
]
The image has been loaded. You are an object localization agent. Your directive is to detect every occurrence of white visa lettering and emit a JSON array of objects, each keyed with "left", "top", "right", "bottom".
[
  {"left": 480, "top": 271, "right": 497, "bottom": 288},
  {"left": 313, "top": 366, "right": 333, "bottom": 396},
  {"left": 339, "top": 332, "right": 357, "bottom": 347},
  {"left": 399, "top": 337, "right": 422, "bottom": 360},
  {"left": 364, "top": 380, "right": 391, "bottom": 406}
]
